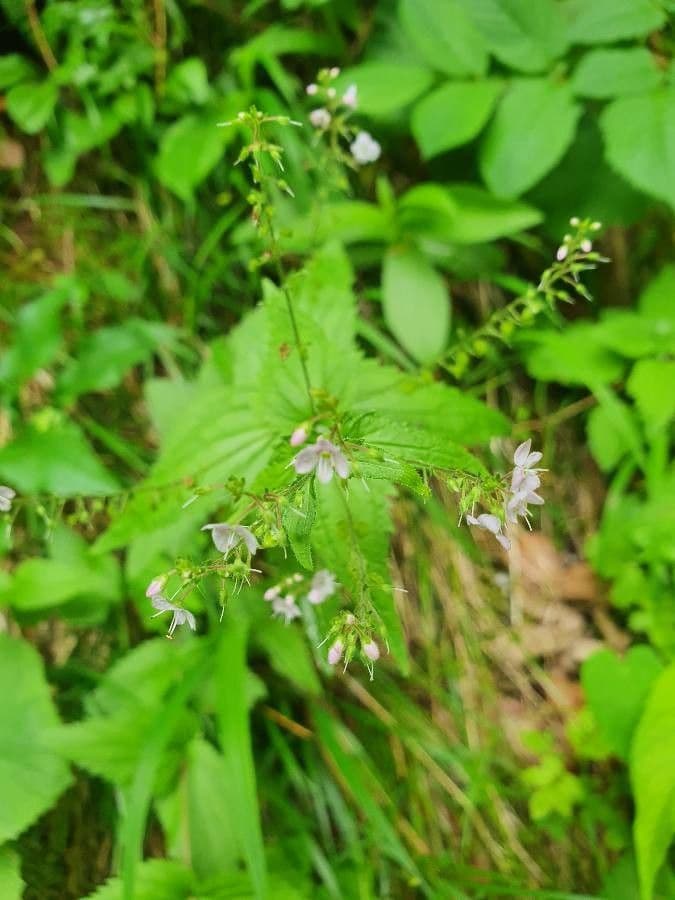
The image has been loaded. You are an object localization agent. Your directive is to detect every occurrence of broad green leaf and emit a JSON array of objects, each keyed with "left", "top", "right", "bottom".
[
  {"left": 83, "top": 860, "right": 193, "bottom": 900},
  {"left": 164, "top": 57, "right": 211, "bottom": 106},
  {"left": 0, "top": 418, "right": 119, "bottom": 495},
  {"left": 457, "top": 0, "right": 568, "bottom": 72},
  {"left": 155, "top": 113, "right": 230, "bottom": 200},
  {"left": 56, "top": 319, "right": 176, "bottom": 401},
  {"left": 0, "top": 847, "right": 24, "bottom": 900},
  {"left": 627, "top": 359, "right": 675, "bottom": 434},
  {"left": 572, "top": 48, "right": 663, "bottom": 99},
  {"left": 582, "top": 646, "right": 663, "bottom": 761},
  {"left": 186, "top": 738, "right": 240, "bottom": 878},
  {"left": 215, "top": 617, "right": 267, "bottom": 899},
  {"left": 396, "top": 183, "right": 458, "bottom": 241},
  {"left": 337, "top": 63, "right": 433, "bottom": 117},
  {"left": 399, "top": 0, "right": 488, "bottom": 76},
  {"left": 381, "top": 246, "right": 450, "bottom": 364},
  {"left": 6, "top": 79, "right": 57, "bottom": 133},
  {"left": 601, "top": 88, "right": 675, "bottom": 210},
  {"left": 480, "top": 78, "right": 581, "bottom": 197},
  {"left": 411, "top": 79, "right": 502, "bottom": 158},
  {"left": 639, "top": 265, "right": 675, "bottom": 322},
  {"left": 0, "top": 633, "right": 72, "bottom": 842},
  {"left": 631, "top": 664, "right": 675, "bottom": 900},
  {"left": 523, "top": 325, "right": 625, "bottom": 386},
  {"left": 587, "top": 404, "right": 633, "bottom": 472},
  {"left": 562, "top": 0, "right": 666, "bottom": 44},
  {"left": 444, "top": 183, "right": 542, "bottom": 242}
]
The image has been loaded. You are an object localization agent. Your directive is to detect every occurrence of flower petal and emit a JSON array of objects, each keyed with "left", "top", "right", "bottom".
[
  {"left": 235, "top": 525, "right": 258, "bottom": 555},
  {"left": 316, "top": 455, "right": 334, "bottom": 483},
  {"left": 476, "top": 513, "right": 501, "bottom": 535},
  {"left": 293, "top": 446, "right": 318, "bottom": 475},
  {"left": 203, "top": 523, "right": 239, "bottom": 554},
  {"left": 496, "top": 533, "right": 512, "bottom": 551},
  {"left": 330, "top": 447, "right": 350, "bottom": 479},
  {"left": 513, "top": 440, "right": 532, "bottom": 467}
]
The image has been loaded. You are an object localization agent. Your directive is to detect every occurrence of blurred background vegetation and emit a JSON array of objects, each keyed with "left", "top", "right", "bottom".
[{"left": 0, "top": 1, "right": 674, "bottom": 898}]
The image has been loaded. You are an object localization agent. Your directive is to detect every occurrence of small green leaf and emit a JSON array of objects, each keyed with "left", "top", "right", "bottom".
[
  {"left": 562, "top": 0, "right": 666, "bottom": 44},
  {"left": 399, "top": 0, "right": 488, "bottom": 76},
  {"left": 572, "top": 48, "right": 662, "bottom": 98},
  {"left": 631, "top": 664, "right": 675, "bottom": 900},
  {"left": 480, "top": 78, "right": 581, "bottom": 197},
  {"left": 601, "top": 89, "right": 675, "bottom": 211},
  {"left": 582, "top": 646, "right": 663, "bottom": 761},
  {"left": 0, "top": 53, "right": 35, "bottom": 89},
  {"left": 627, "top": 359, "right": 675, "bottom": 434},
  {"left": 524, "top": 325, "right": 625, "bottom": 386},
  {"left": 156, "top": 113, "right": 230, "bottom": 200},
  {"left": 382, "top": 247, "right": 450, "bottom": 364},
  {"left": 82, "top": 860, "right": 193, "bottom": 900},
  {"left": 0, "top": 633, "right": 72, "bottom": 843},
  {"left": 6, "top": 79, "right": 57, "bottom": 133},
  {"left": 0, "top": 847, "right": 25, "bottom": 900},
  {"left": 412, "top": 79, "right": 502, "bottom": 158},
  {"left": 283, "top": 479, "right": 317, "bottom": 570}
]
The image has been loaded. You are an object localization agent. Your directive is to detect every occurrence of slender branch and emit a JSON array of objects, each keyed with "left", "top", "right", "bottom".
[{"left": 25, "top": 0, "right": 57, "bottom": 71}]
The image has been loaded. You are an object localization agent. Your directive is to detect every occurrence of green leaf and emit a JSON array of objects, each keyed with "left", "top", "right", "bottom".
[
  {"left": 0, "top": 418, "right": 119, "bottom": 495},
  {"left": 639, "top": 264, "right": 675, "bottom": 322},
  {"left": 601, "top": 88, "right": 675, "bottom": 210},
  {"left": 283, "top": 479, "right": 317, "bottom": 570},
  {"left": 215, "top": 617, "right": 267, "bottom": 899},
  {"left": 480, "top": 78, "right": 581, "bottom": 197},
  {"left": 572, "top": 48, "right": 663, "bottom": 99},
  {"left": 156, "top": 113, "right": 230, "bottom": 200},
  {"left": 254, "top": 617, "right": 321, "bottom": 695},
  {"left": 523, "top": 325, "right": 625, "bottom": 386},
  {"left": 444, "top": 183, "right": 542, "bottom": 242},
  {"left": 0, "top": 633, "right": 72, "bottom": 843},
  {"left": 56, "top": 319, "right": 176, "bottom": 402},
  {"left": 457, "top": 0, "right": 568, "bottom": 73},
  {"left": 0, "top": 847, "right": 24, "bottom": 900},
  {"left": 337, "top": 63, "right": 434, "bottom": 117},
  {"left": 562, "top": 0, "right": 666, "bottom": 44},
  {"left": 381, "top": 246, "right": 450, "bottom": 363},
  {"left": 6, "top": 79, "right": 57, "bottom": 133},
  {"left": 627, "top": 359, "right": 675, "bottom": 435},
  {"left": 0, "top": 53, "right": 35, "bottom": 89},
  {"left": 82, "top": 860, "right": 193, "bottom": 900},
  {"left": 582, "top": 646, "right": 663, "bottom": 761},
  {"left": 631, "top": 663, "right": 675, "bottom": 900},
  {"left": 411, "top": 79, "right": 502, "bottom": 158},
  {"left": 399, "top": 0, "right": 488, "bottom": 76},
  {"left": 587, "top": 404, "right": 633, "bottom": 472},
  {"left": 164, "top": 57, "right": 211, "bottom": 106}
]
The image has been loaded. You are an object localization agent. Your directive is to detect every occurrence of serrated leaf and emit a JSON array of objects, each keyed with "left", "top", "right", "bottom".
[
  {"left": 355, "top": 456, "right": 430, "bottom": 499},
  {"left": 631, "top": 664, "right": 675, "bottom": 900},
  {"left": 82, "top": 860, "right": 194, "bottom": 900},
  {"left": 399, "top": 0, "right": 488, "bottom": 76},
  {"left": 480, "top": 78, "right": 580, "bottom": 197},
  {"left": 0, "top": 633, "right": 72, "bottom": 843},
  {"left": 412, "top": 79, "right": 502, "bottom": 158},
  {"left": 456, "top": 0, "right": 567, "bottom": 73},
  {"left": 601, "top": 89, "right": 675, "bottom": 211},
  {"left": 382, "top": 246, "right": 450, "bottom": 364}
]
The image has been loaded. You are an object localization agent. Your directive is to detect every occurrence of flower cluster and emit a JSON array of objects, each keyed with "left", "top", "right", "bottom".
[
  {"left": 264, "top": 569, "right": 337, "bottom": 624},
  {"left": 465, "top": 439, "right": 545, "bottom": 551},
  {"left": 556, "top": 217, "right": 601, "bottom": 261},
  {"left": 0, "top": 485, "right": 15, "bottom": 513},
  {"left": 305, "top": 66, "right": 380, "bottom": 166},
  {"left": 321, "top": 611, "right": 383, "bottom": 680}
]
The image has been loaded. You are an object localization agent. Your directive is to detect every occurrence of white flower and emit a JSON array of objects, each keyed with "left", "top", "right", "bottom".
[
  {"left": 272, "top": 595, "right": 301, "bottom": 624},
  {"left": 293, "top": 438, "right": 349, "bottom": 483},
  {"left": 202, "top": 523, "right": 258, "bottom": 556},
  {"left": 151, "top": 596, "right": 196, "bottom": 637},
  {"left": 306, "top": 83, "right": 318, "bottom": 95},
  {"left": 507, "top": 439, "right": 545, "bottom": 527},
  {"left": 145, "top": 575, "right": 167, "bottom": 598},
  {"left": 0, "top": 486, "right": 16, "bottom": 513},
  {"left": 328, "top": 640, "right": 343, "bottom": 665},
  {"left": 310, "top": 108, "right": 331, "bottom": 129},
  {"left": 466, "top": 513, "right": 511, "bottom": 551},
  {"left": 350, "top": 131, "right": 381, "bottom": 164},
  {"left": 556, "top": 245, "right": 568, "bottom": 261},
  {"left": 264, "top": 585, "right": 281, "bottom": 601},
  {"left": 307, "top": 569, "right": 336, "bottom": 605},
  {"left": 342, "top": 84, "right": 357, "bottom": 109},
  {"left": 363, "top": 640, "right": 379, "bottom": 661},
  {"left": 513, "top": 439, "right": 543, "bottom": 470}
]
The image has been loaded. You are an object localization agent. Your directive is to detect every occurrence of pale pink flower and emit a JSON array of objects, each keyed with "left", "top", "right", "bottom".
[
  {"left": 0, "top": 485, "right": 16, "bottom": 512},
  {"left": 342, "top": 84, "right": 357, "bottom": 108},
  {"left": 466, "top": 513, "right": 511, "bottom": 551},
  {"left": 272, "top": 595, "right": 301, "bottom": 624},
  {"left": 307, "top": 569, "right": 336, "bottom": 605},
  {"left": 556, "top": 245, "right": 568, "bottom": 261},
  {"left": 290, "top": 426, "right": 308, "bottom": 447},
  {"left": 363, "top": 641, "right": 380, "bottom": 661},
  {"left": 151, "top": 596, "right": 196, "bottom": 637},
  {"left": 202, "top": 523, "right": 258, "bottom": 556},
  {"left": 328, "top": 640, "right": 344, "bottom": 666},
  {"left": 293, "top": 438, "right": 349, "bottom": 483},
  {"left": 310, "top": 108, "right": 331, "bottom": 129},
  {"left": 306, "top": 83, "right": 318, "bottom": 95},
  {"left": 145, "top": 575, "right": 167, "bottom": 598}
]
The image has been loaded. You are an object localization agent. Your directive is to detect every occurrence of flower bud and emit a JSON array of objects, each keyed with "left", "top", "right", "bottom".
[
  {"left": 363, "top": 640, "right": 380, "bottom": 661},
  {"left": 290, "top": 426, "right": 308, "bottom": 447},
  {"left": 580, "top": 239, "right": 592, "bottom": 253},
  {"left": 556, "top": 245, "right": 568, "bottom": 261},
  {"left": 146, "top": 575, "right": 167, "bottom": 598},
  {"left": 306, "top": 83, "right": 318, "bottom": 95},
  {"left": 328, "top": 640, "right": 344, "bottom": 666}
]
